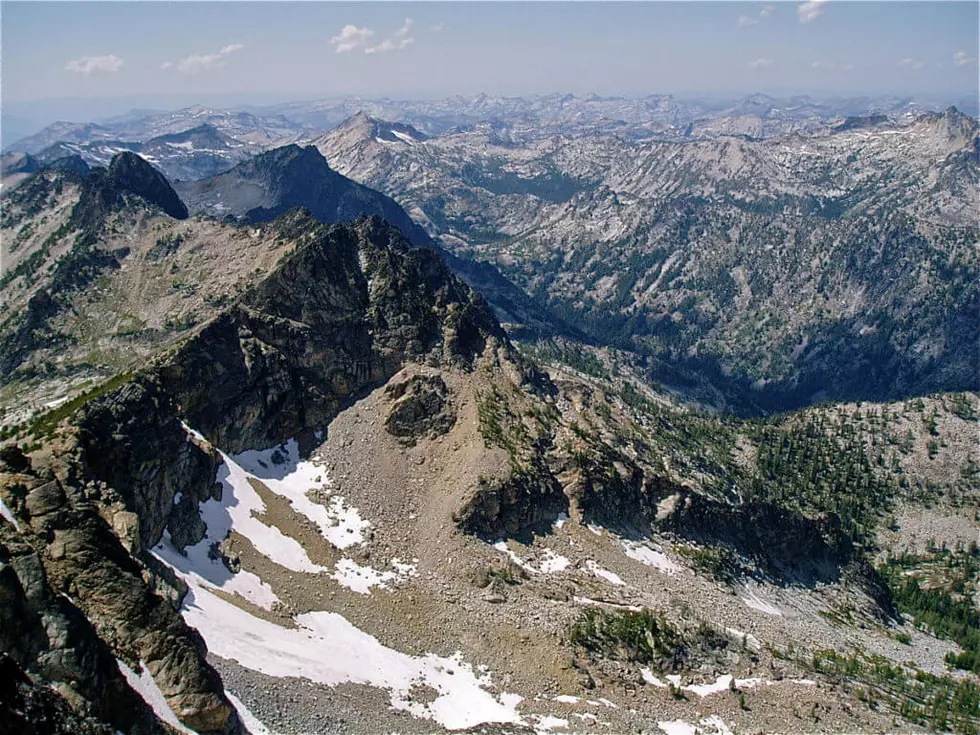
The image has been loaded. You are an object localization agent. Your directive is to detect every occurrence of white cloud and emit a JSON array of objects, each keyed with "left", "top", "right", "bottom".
[
  {"left": 738, "top": 5, "right": 773, "bottom": 28},
  {"left": 64, "top": 55, "right": 123, "bottom": 75},
  {"left": 954, "top": 50, "right": 978, "bottom": 67},
  {"left": 900, "top": 57, "right": 926, "bottom": 70},
  {"left": 431, "top": 22, "right": 445, "bottom": 32},
  {"left": 812, "top": 61, "right": 854, "bottom": 71},
  {"left": 163, "top": 43, "right": 244, "bottom": 74},
  {"left": 333, "top": 19, "right": 414, "bottom": 55},
  {"left": 798, "top": 0, "right": 826, "bottom": 24},
  {"left": 748, "top": 57, "right": 774, "bottom": 69},
  {"left": 366, "top": 18, "right": 414, "bottom": 54},
  {"left": 331, "top": 24, "right": 375, "bottom": 53}
]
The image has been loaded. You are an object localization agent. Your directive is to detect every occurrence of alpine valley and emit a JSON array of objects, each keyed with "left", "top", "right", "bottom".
[{"left": 1, "top": 92, "right": 977, "bottom": 735}]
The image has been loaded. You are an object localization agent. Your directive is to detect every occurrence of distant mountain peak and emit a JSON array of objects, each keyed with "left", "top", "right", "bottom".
[
  {"left": 334, "top": 113, "right": 428, "bottom": 145},
  {"left": 73, "top": 151, "right": 188, "bottom": 226},
  {"left": 833, "top": 114, "right": 892, "bottom": 132}
]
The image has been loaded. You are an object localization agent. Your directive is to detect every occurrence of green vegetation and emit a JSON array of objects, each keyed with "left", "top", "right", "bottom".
[
  {"left": 745, "top": 409, "right": 899, "bottom": 545},
  {"left": 676, "top": 544, "right": 744, "bottom": 583},
  {"left": 802, "top": 648, "right": 980, "bottom": 734},
  {"left": 147, "top": 231, "right": 184, "bottom": 261},
  {"left": 569, "top": 608, "right": 683, "bottom": 665},
  {"left": 475, "top": 382, "right": 546, "bottom": 468},
  {"left": 0, "top": 245, "right": 50, "bottom": 289},
  {"left": 880, "top": 546, "right": 980, "bottom": 674},
  {"left": 949, "top": 393, "right": 978, "bottom": 422},
  {"left": 520, "top": 340, "right": 608, "bottom": 380},
  {"left": 477, "top": 386, "right": 509, "bottom": 450}
]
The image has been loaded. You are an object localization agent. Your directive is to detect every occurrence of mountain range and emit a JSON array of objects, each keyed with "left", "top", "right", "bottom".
[{"left": 0, "top": 95, "right": 978, "bottom": 735}]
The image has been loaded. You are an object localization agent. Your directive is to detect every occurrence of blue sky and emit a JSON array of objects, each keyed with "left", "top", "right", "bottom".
[{"left": 2, "top": 1, "right": 978, "bottom": 107}]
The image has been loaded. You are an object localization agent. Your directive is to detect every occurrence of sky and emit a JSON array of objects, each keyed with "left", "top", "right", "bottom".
[{"left": 2, "top": 1, "right": 978, "bottom": 125}]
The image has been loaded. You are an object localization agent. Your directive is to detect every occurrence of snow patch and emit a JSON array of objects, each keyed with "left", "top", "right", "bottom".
[
  {"left": 392, "top": 557, "right": 419, "bottom": 577},
  {"left": 683, "top": 674, "right": 739, "bottom": 697},
  {"left": 724, "top": 626, "right": 762, "bottom": 652},
  {"left": 573, "top": 596, "right": 642, "bottom": 612},
  {"left": 659, "top": 716, "right": 734, "bottom": 735},
  {"left": 554, "top": 694, "right": 580, "bottom": 704},
  {"left": 153, "top": 529, "right": 281, "bottom": 611},
  {"left": 538, "top": 549, "right": 571, "bottom": 573},
  {"left": 741, "top": 587, "right": 783, "bottom": 616},
  {"left": 586, "top": 560, "right": 625, "bottom": 586},
  {"left": 641, "top": 668, "right": 668, "bottom": 687},
  {"left": 116, "top": 659, "right": 195, "bottom": 735},
  {"left": 0, "top": 497, "right": 20, "bottom": 531},
  {"left": 391, "top": 129, "right": 418, "bottom": 144},
  {"left": 331, "top": 558, "right": 398, "bottom": 595},
  {"left": 586, "top": 698, "right": 618, "bottom": 708},
  {"left": 210, "top": 453, "right": 329, "bottom": 573},
  {"left": 621, "top": 540, "right": 682, "bottom": 575},
  {"left": 533, "top": 715, "right": 569, "bottom": 732},
  {"left": 181, "top": 422, "right": 207, "bottom": 443},
  {"left": 225, "top": 691, "right": 274, "bottom": 735},
  {"left": 553, "top": 512, "right": 568, "bottom": 529},
  {"left": 493, "top": 541, "right": 569, "bottom": 574},
  {"left": 234, "top": 440, "right": 370, "bottom": 549}
]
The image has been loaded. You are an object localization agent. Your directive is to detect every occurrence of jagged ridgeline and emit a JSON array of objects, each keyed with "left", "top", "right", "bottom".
[{"left": 1, "top": 148, "right": 977, "bottom": 735}]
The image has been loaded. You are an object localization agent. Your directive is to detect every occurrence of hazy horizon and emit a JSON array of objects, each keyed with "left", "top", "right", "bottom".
[{"left": 3, "top": 1, "right": 978, "bottom": 143}]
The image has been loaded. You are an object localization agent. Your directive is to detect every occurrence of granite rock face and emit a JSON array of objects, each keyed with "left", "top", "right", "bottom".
[{"left": 0, "top": 515, "right": 174, "bottom": 735}]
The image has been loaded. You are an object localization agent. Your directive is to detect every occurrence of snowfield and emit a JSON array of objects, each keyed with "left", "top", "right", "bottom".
[
  {"left": 621, "top": 539, "right": 682, "bottom": 575},
  {"left": 234, "top": 440, "right": 371, "bottom": 549},
  {"left": 179, "top": 584, "right": 525, "bottom": 731}
]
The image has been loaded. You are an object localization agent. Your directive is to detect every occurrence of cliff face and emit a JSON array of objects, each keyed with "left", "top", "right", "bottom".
[{"left": 0, "top": 455, "right": 233, "bottom": 734}]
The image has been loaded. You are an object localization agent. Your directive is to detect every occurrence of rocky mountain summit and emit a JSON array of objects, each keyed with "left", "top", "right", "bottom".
[
  {"left": 175, "top": 143, "right": 569, "bottom": 339},
  {"left": 1, "top": 140, "right": 978, "bottom": 735},
  {"left": 175, "top": 144, "right": 428, "bottom": 234}
]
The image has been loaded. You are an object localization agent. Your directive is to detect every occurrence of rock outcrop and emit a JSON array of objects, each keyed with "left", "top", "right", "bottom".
[{"left": 384, "top": 373, "right": 457, "bottom": 442}]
